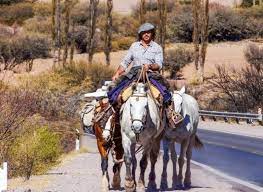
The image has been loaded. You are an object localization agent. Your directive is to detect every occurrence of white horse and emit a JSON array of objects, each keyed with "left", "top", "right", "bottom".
[
  {"left": 160, "top": 87, "right": 204, "bottom": 190},
  {"left": 120, "top": 83, "right": 162, "bottom": 192}
]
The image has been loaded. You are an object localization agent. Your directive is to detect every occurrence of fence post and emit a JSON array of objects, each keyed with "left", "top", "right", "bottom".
[
  {"left": 76, "top": 128, "right": 80, "bottom": 151},
  {"left": 0, "top": 162, "right": 7, "bottom": 191}
]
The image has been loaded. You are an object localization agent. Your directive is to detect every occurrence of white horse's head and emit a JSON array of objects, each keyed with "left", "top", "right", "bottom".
[
  {"left": 173, "top": 86, "right": 185, "bottom": 113},
  {"left": 80, "top": 100, "right": 97, "bottom": 131},
  {"left": 129, "top": 83, "right": 148, "bottom": 134}
]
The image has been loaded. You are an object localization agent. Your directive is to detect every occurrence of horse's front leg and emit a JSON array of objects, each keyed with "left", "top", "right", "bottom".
[
  {"left": 131, "top": 143, "right": 137, "bottom": 183},
  {"left": 137, "top": 152, "right": 148, "bottom": 191},
  {"left": 170, "top": 141, "right": 178, "bottom": 189},
  {"left": 160, "top": 138, "right": 170, "bottom": 191},
  {"left": 123, "top": 134, "right": 136, "bottom": 192},
  {"left": 178, "top": 139, "right": 189, "bottom": 189},
  {"left": 94, "top": 124, "right": 110, "bottom": 192},
  {"left": 184, "top": 135, "right": 195, "bottom": 189},
  {"left": 101, "top": 156, "right": 109, "bottom": 192},
  {"left": 147, "top": 140, "right": 160, "bottom": 191}
]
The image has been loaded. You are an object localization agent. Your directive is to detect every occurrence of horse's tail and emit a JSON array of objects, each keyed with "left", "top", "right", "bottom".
[{"left": 194, "top": 135, "right": 204, "bottom": 149}]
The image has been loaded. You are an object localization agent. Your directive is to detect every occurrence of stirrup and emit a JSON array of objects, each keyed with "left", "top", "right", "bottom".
[{"left": 171, "top": 112, "right": 184, "bottom": 125}]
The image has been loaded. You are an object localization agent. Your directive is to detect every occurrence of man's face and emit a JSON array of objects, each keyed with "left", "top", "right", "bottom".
[{"left": 141, "top": 30, "right": 153, "bottom": 42}]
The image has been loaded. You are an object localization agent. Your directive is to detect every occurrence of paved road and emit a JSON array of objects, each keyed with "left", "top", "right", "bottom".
[
  {"left": 191, "top": 129, "right": 263, "bottom": 188},
  {"left": 8, "top": 121, "right": 263, "bottom": 192}
]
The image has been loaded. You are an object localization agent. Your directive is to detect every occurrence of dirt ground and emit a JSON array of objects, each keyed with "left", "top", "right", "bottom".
[{"left": 0, "top": 40, "right": 255, "bottom": 87}]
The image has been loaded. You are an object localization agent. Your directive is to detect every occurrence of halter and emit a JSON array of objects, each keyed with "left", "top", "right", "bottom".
[{"left": 129, "top": 95, "right": 148, "bottom": 134}]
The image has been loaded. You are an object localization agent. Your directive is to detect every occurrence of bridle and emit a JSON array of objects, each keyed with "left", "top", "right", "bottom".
[
  {"left": 80, "top": 103, "right": 95, "bottom": 121},
  {"left": 130, "top": 95, "right": 148, "bottom": 134}
]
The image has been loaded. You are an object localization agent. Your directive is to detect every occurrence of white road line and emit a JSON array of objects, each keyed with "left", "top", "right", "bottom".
[
  {"left": 191, "top": 160, "right": 263, "bottom": 192},
  {"left": 199, "top": 127, "right": 263, "bottom": 140}
]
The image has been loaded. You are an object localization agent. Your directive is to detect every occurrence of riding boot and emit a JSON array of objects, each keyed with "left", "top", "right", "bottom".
[{"left": 165, "top": 102, "right": 184, "bottom": 127}]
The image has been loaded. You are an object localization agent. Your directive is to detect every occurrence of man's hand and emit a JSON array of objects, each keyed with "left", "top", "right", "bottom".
[
  {"left": 143, "top": 64, "right": 150, "bottom": 71},
  {"left": 112, "top": 66, "right": 125, "bottom": 81},
  {"left": 112, "top": 74, "right": 119, "bottom": 81}
]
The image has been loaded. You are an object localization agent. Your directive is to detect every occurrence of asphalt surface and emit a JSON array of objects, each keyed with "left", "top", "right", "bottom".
[{"left": 191, "top": 129, "right": 263, "bottom": 188}]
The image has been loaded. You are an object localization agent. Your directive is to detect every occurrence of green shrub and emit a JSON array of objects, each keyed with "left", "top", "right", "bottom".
[
  {"left": 112, "top": 14, "right": 140, "bottom": 37},
  {"left": 0, "top": 35, "right": 51, "bottom": 71},
  {"left": 113, "top": 36, "right": 135, "bottom": 50},
  {"left": 0, "top": 2, "right": 34, "bottom": 25},
  {"left": 237, "top": 6, "right": 263, "bottom": 19},
  {"left": 245, "top": 44, "right": 263, "bottom": 72},
  {"left": 165, "top": 46, "right": 194, "bottom": 79},
  {"left": 55, "top": 60, "right": 89, "bottom": 86},
  {"left": 209, "top": 8, "right": 256, "bottom": 41},
  {"left": 33, "top": 2, "right": 52, "bottom": 17},
  {"left": 10, "top": 123, "right": 61, "bottom": 180},
  {"left": 86, "top": 62, "right": 114, "bottom": 89},
  {"left": 167, "top": 6, "right": 193, "bottom": 42},
  {"left": 240, "top": 0, "right": 253, "bottom": 7},
  {"left": 70, "top": 25, "right": 88, "bottom": 53},
  {"left": 0, "top": 0, "right": 23, "bottom": 5},
  {"left": 23, "top": 16, "right": 52, "bottom": 35}
]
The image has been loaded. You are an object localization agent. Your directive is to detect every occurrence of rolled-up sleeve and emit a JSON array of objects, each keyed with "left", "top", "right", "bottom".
[
  {"left": 155, "top": 46, "right": 163, "bottom": 69},
  {"left": 120, "top": 45, "right": 134, "bottom": 69}
]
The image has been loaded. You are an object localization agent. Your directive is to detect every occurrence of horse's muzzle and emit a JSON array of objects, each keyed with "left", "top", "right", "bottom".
[{"left": 131, "top": 122, "right": 144, "bottom": 134}]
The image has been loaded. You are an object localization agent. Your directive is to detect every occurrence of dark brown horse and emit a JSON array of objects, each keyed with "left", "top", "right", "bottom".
[{"left": 93, "top": 100, "right": 124, "bottom": 191}]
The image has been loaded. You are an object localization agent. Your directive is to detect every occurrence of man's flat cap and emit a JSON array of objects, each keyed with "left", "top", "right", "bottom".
[{"left": 138, "top": 23, "right": 155, "bottom": 34}]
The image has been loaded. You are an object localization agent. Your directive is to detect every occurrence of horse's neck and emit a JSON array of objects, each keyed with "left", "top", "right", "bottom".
[{"left": 146, "top": 94, "right": 160, "bottom": 126}]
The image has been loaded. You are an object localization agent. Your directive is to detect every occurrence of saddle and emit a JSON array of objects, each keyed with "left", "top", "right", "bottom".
[{"left": 121, "top": 82, "right": 163, "bottom": 104}]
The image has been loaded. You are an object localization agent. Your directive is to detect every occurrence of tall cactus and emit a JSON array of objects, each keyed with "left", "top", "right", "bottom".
[
  {"left": 56, "top": 0, "right": 62, "bottom": 66},
  {"left": 63, "top": 0, "right": 71, "bottom": 66},
  {"left": 140, "top": 0, "right": 146, "bottom": 24},
  {"left": 52, "top": 0, "right": 56, "bottom": 66},
  {"left": 192, "top": 0, "right": 209, "bottom": 82},
  {"left": 199, "top": 0, "right": 209, "bottom": 82},
  {"left": 157, "top": 0, "right": 167, "bottom": 55},
  {"left": 104, "top": 0, "right": 113, "bottom": 65},
  {"left": 87, "top": 0, "right": 100, "bottom": 64}
]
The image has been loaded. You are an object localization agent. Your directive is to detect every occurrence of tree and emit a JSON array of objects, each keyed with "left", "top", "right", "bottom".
[
  {"left": 104, "top": 0, "right": 113, "bottom": 65},
  {"left": 192, "top": 0, "right": 200, "bottom": 70},
  {"left": 199, "top": 0, "right": 209, "bottom": 82},
  {"left": 56, "top": 0, "right": 62, "bottom": 66},
  {"left": 62, "top": 0, "right": 71, "bottom": 66},
  {"left": 87, "top": 0, "right": 99, "bottom": 64},
  {"left": 140, "top": 0, "right": 146, "bottom": 24},
  {"left": 52, "top": 0, "right": 62, "bottom": 67},
  {"left": 0, "top": 36, "right": 50, "bottom": 71},
  {"left": 52, "top": 0, "right": 57, "bottom": 65},
  {"left": 157, "top": 0, "right": 167, "bottom": 71},
  {"left": 192, "top": 0, "right": 209, "bottom": 82}
]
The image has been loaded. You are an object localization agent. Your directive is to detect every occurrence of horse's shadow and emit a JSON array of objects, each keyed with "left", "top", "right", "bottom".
[
  {"left": 156, "top": 185, "right": 211, "bottom": 191},
  {"left": 109, "top": 185, "right": 211, "bottom": 191}
]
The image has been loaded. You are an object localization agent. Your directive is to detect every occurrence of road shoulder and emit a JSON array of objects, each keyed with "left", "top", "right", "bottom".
[{"left": 198, "top": 121, "right": 263, "bottom": 139}]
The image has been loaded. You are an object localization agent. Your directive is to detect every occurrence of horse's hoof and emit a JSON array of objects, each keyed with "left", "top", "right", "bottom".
[
  {"left": 184, "top": 182, "right": 191, "bottom": 190},
  {"left": 137, "top": 180, "right": 145, "bottom": 192},
  {"left": 112, "top": 172, "right": 121, "bottom": 190},
  {"left": 101, "top": 175, "right": 109, "bottom": 192},
  {"left": 160, "top": 181, "right": 168, "bottom": 191},
  {"left": 125, "top": 179, "right": 136, "bottom": 192},
  {"left": 147, "top": 182, "right": 157, "bottom": 192},
  {"left": 175, "top": 184, "right": 184, "bottom": 190}
]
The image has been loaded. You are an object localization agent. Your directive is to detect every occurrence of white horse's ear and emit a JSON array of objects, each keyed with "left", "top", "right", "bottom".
[{"left": 179, "top": 86, "right": 186, "bottom": 95}]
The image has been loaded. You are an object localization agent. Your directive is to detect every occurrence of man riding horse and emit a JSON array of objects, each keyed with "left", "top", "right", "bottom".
[{"left": 105, "top": 22, "right": 183, "bottom": 128}]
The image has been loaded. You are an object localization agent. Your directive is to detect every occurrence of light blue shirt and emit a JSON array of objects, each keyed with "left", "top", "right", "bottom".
[{"left": 120, "top": 41, "right": 163, "bottom": 70}]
